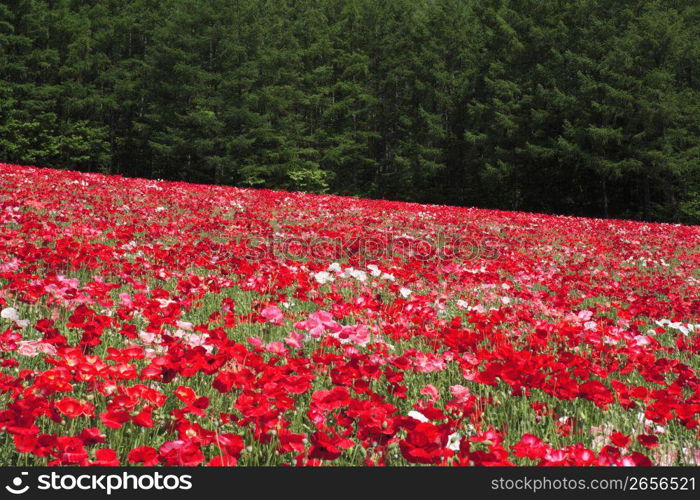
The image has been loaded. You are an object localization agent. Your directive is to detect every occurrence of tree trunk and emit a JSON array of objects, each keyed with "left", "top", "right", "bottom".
[
  {"left": 643, "top": 174, "right": 651, "bottom": 221},
  {"left": 601, "top": 177, "right": 609, "bottom": 218}
]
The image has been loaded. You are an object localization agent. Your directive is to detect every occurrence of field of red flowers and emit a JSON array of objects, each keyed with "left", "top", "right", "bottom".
[{"left": 0, "top": 163, "right": 698, "bottom": 466}]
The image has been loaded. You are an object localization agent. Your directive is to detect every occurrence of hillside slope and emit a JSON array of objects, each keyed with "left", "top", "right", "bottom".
[{"left": 0, "top": 163, "right": 698, "bottom": 466}]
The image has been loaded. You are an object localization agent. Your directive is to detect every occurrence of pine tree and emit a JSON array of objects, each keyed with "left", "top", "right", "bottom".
[{"left": 0, "top": 0, "right": 698, "bottom": 222}]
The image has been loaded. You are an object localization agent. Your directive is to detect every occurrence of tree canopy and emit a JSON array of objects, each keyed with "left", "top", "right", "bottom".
[{"left": 1, "top": 0, "right": 699, "bottom": 222}]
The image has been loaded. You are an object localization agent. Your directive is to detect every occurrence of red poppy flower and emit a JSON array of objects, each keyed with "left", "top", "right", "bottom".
[
  {"left": 511, "top": 434, "right": 549, "bottom": 460},
  {"left": 610, "top": 431, "right": 631, "bottom": 448},
  {"left": 399, "top": 422, "right": 452, "bottom": 465},
  {"left": 55, "top": 398, "right": 95, "bottom": 418},
  {"left": 636, "top": 434, "right": 660, "bottom": 449},
  {"left": 128, "top": 446, "right": 159, "bottom": 466}
]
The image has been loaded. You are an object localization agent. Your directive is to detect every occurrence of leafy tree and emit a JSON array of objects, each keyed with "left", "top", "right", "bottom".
[{"left": 0, "top": 0, "right": 698, "bottom": 222}]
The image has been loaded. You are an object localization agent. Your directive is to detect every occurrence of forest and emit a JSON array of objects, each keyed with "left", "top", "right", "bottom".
[{"left": 1, "top": 0, "right": 699, "bottom": 223}]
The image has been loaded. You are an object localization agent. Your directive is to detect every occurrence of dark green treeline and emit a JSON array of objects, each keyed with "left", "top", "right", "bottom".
[{"left": 2, "top": 0, "right": 699, "bottom": 222}]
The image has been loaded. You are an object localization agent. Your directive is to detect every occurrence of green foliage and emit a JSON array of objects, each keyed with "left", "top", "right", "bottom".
[{"left": 0, "top": 0, "right": 698, "bottom": 222}]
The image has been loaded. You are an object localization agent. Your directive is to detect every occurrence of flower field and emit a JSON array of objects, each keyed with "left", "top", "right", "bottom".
[{"left": 0, "top": 163, "right": 698, "bottom": 467}]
